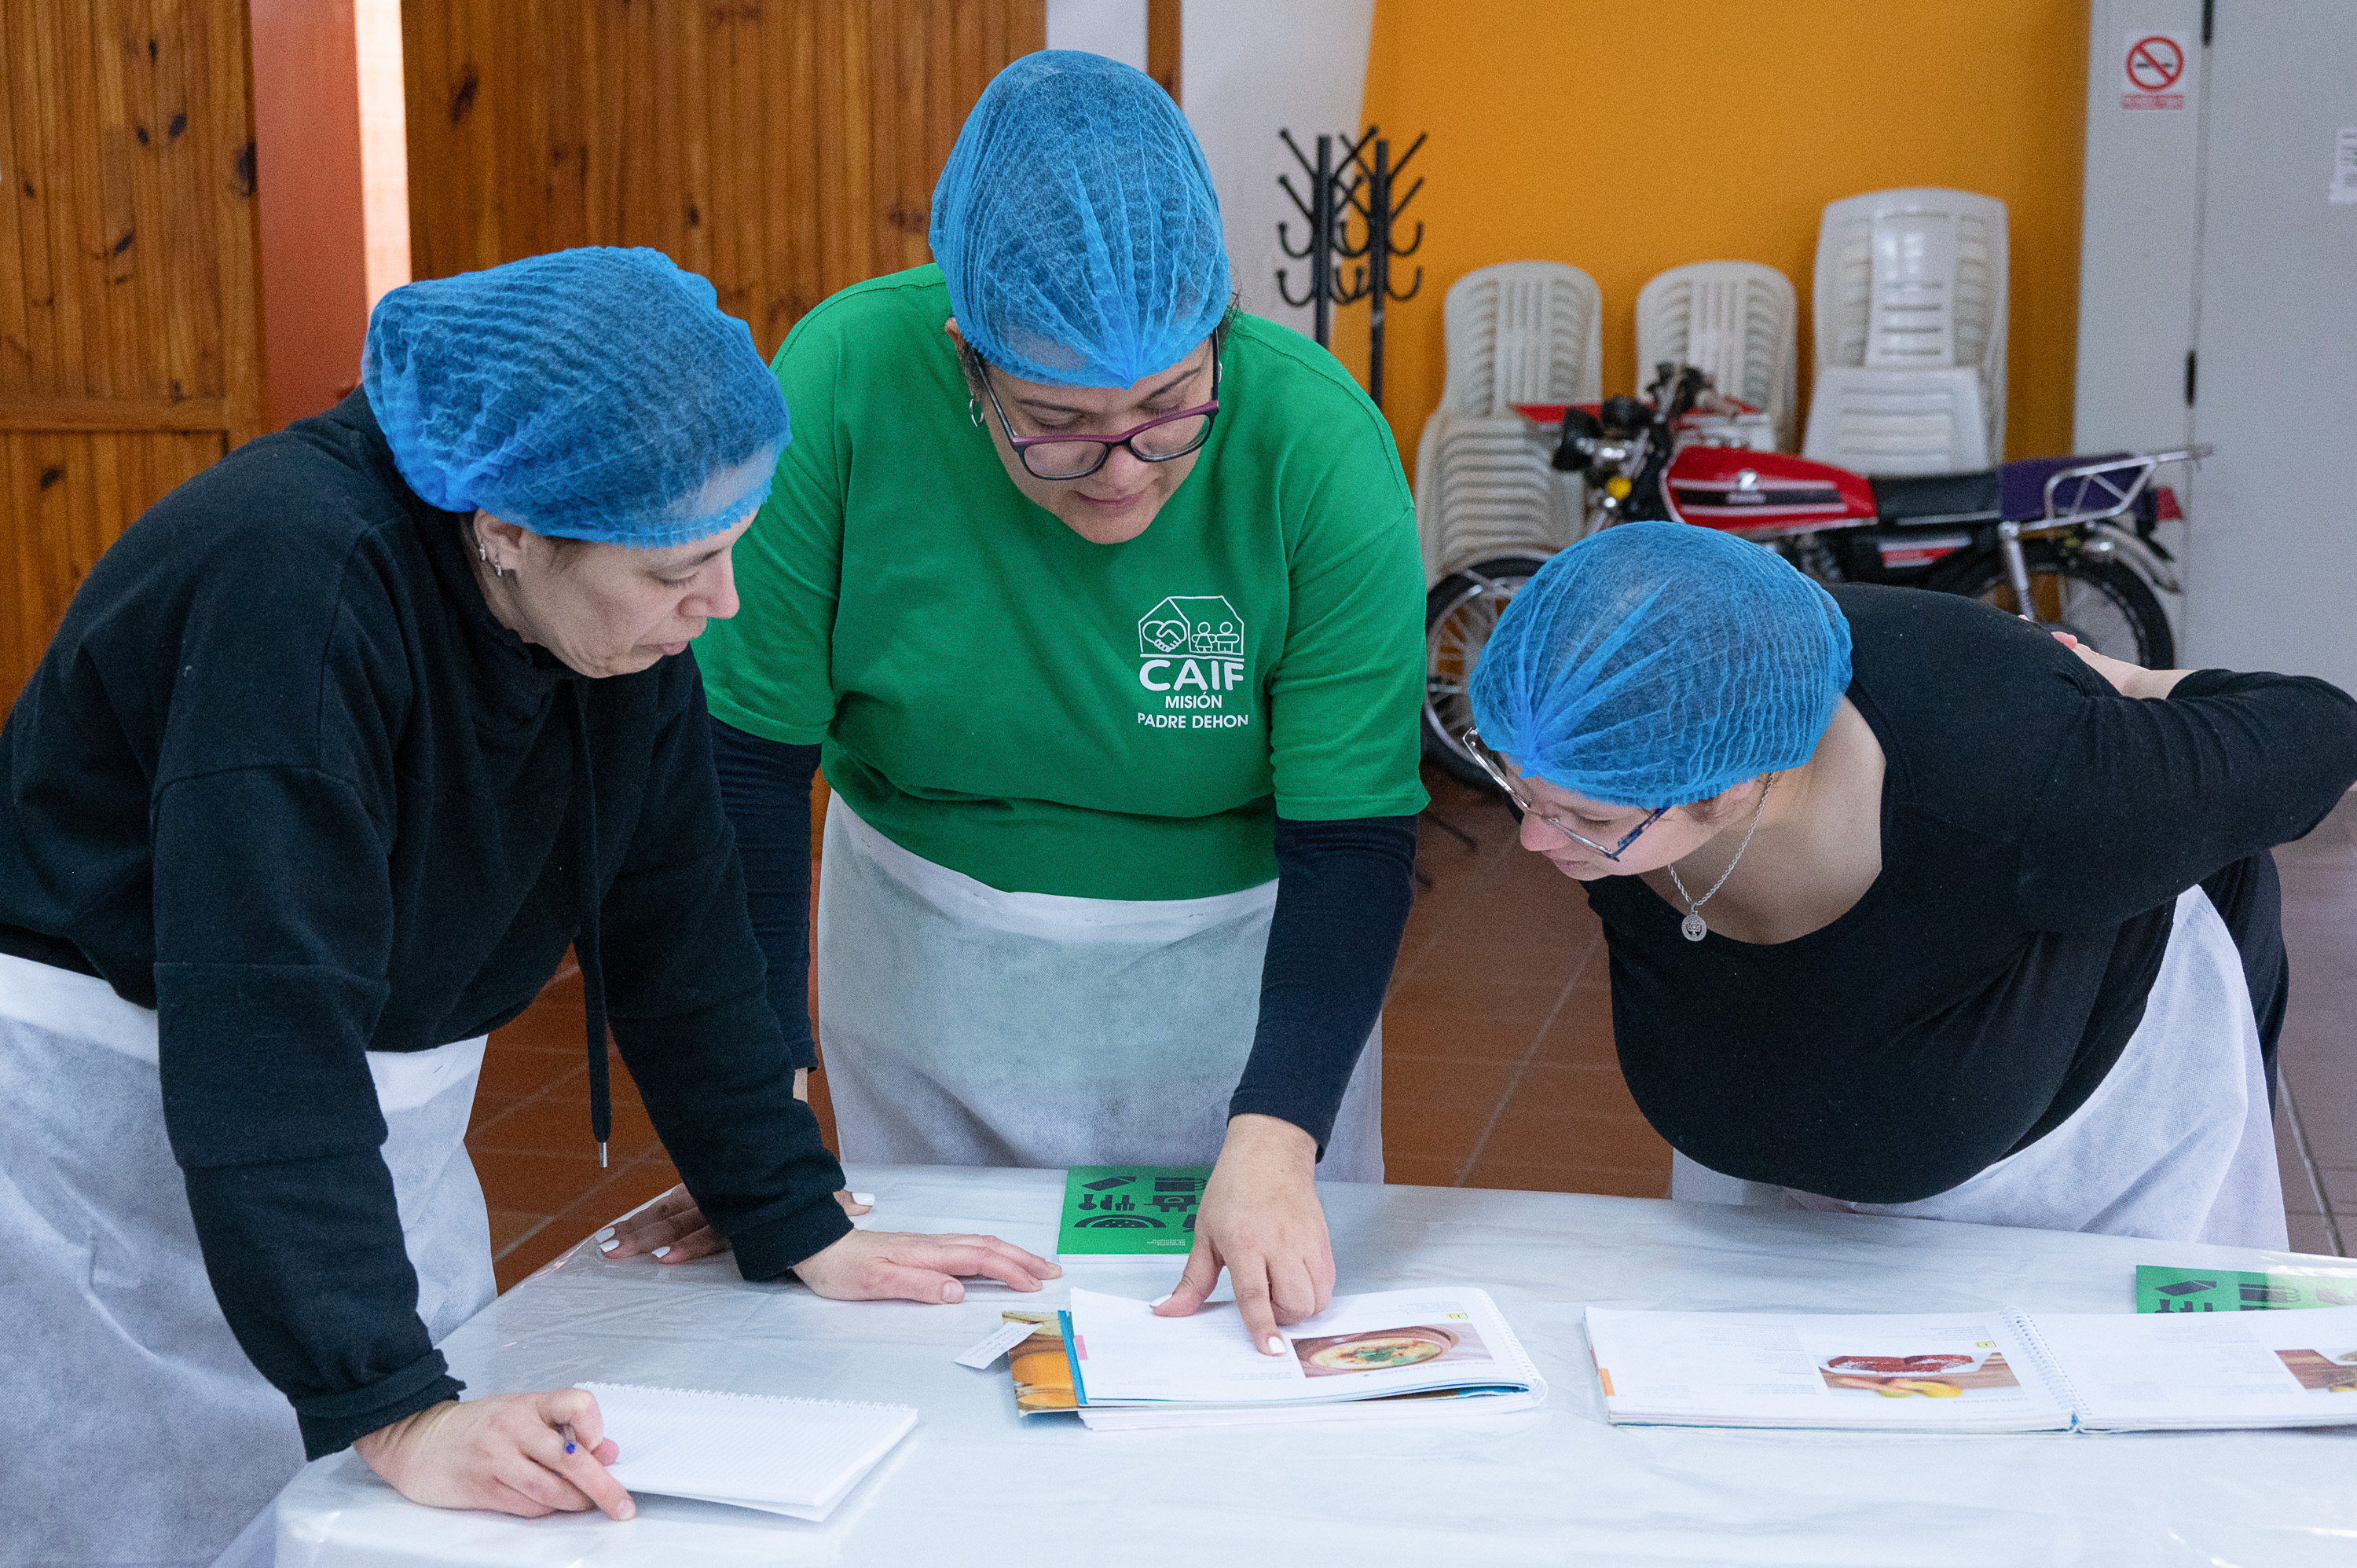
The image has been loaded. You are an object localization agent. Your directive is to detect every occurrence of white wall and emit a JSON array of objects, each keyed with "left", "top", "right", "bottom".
[
  {"left": 1044, "top": 0, "right": 1149, "bottom": 71},
  {"left": 1180, "top": 0, "right": 1375, "bottom": 341}
]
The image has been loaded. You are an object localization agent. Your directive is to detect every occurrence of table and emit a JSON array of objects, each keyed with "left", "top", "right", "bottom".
[{"left": 273, "top": 1167, "right": 2357, "bottom": 1567}]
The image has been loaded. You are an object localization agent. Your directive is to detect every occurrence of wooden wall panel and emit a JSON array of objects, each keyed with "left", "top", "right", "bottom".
[
  {"left": 401, "top": 0, "right": 1046, "bottom": 357},
  {"left": 0, "top": 0, "right": 266, "bottom": 709}
]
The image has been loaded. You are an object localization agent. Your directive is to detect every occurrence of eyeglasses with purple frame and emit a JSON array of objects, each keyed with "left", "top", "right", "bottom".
[
  {"left": 974, "top": 351, "right": 1220, "bottom": 481},
  {"left": 1461, "top": 727, "right": 1669, "bottom": 862}
]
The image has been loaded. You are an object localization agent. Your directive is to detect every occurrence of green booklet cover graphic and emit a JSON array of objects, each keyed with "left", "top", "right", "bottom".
[
  {"left": 1058, "top": 1165, "right": 1212, "bottom": 1258},
  {"left": 2136, "top": 1264, "right": 2357, "bottom": 1313}
]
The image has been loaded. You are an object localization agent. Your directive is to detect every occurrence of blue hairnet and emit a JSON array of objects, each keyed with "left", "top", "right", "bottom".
[
  {"left": 1468, "top": 523, "right": 1853, "bottom": 808},
  {"left": 930, "top": 50, "right": 1231, "bottom": 387},
  {"left": 361, "top": 247, "right": 790, "bottom": 548}
]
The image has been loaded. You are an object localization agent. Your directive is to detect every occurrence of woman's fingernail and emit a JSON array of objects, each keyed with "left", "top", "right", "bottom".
[
  {"left": 652, "top": 1246, "right": 670, "bottom": 1259},
  {"left": 1046, "top": 1264, "right": 1063, "bottom": 1278},
  {"left": 617, "top": 1501, "right": 636, "bottom": 1519},
  {"left": 1266, "top": 1335, "right": 1285, "bottom": 1355},
  {"left": 593, "top": 1226, "right": 616, "bottom": 1243},
  {"left": 597, "top": 1238, "right": 620, "bottom": 1254},
  {"left": 941, "top": 1280, "right": 964, "bottom": 1303},
  {"left": 1150, "top": 1292, "right": 1174, "bottom": 1307},
  {"left": 852, "top": 1192, "right": 875, "bottom": 1206}
]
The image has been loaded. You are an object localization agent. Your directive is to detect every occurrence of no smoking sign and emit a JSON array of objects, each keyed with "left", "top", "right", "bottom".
[{"left": 2121, "top": 31, "right": 2190, "bottom": 111}]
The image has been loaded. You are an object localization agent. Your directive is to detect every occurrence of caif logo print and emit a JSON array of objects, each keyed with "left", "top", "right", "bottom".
[{"left": 1136, "top": 595, "right": 1252, "bottom": 729}]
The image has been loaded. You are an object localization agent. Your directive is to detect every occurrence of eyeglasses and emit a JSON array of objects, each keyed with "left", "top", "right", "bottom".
[
  {"left": 976, "top": 354, "right": 1220, "bottom": 481},
  {"left": 1461, "top": 727, "right": 1668, "bottom": 862}
]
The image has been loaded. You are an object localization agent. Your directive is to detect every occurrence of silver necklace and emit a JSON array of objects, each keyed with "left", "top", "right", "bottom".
[{"left": 1666, "top": 774, "right": 1774, "bottom": 942}]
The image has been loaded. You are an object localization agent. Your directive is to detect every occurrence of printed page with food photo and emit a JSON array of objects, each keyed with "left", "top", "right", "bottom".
[
  {"left": 1065, "top": 1288, "right": 1544, "bottom": 1409},
  {"left": 2029, "top": 1302, "right": 2357, "bottom": 1431},
  {"left": 1583, "top": 1309, "right": 2076, "bottom": 1432}
]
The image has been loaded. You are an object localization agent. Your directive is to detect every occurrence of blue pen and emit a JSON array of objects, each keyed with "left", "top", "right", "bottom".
[{"left": 563, "top": 1423, "right": 578, "bottom": 1456}]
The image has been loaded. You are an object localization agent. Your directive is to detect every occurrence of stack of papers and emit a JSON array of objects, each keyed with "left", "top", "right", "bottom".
[
  {"left": 1584, "top": 1304, "right": 2357, "bottom": 1434},
  {"left": 1000, "top": 1287, "right": 1547, "bottom": 1431},
  {"left": 576, "top": 1381, "right": 917, "bottom": 1520}
]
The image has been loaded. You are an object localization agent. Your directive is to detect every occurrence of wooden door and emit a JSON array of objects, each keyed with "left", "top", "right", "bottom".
[
  {"left": 400, "top": 0, "right": 1047, "bottom": 357},
  {"left": 0, "top": 0, "right": 266, "bottom": 709}
]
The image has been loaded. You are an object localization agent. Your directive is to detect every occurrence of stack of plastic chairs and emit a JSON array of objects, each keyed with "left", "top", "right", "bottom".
[
  {"left": 1802, "top": 188, "right": 2008, "bottom": 474},
  {"left": 1634, "top": 262, "right": 1799, "bottom": 451},
  {"left": 1413, "top": 261, "right": 1600, "bottom": 582}
]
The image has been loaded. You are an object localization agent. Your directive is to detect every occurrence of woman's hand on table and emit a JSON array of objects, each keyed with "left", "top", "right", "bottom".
[
  {"left": 353, "top": 1389, "right": 634, "bottom": 1521},
  {"left": 791, "top": 1229, "right": 1061, "bottom": 1303},
  {"left": 599, "top": 1184, "right": 869, "bottom": 1263},
  {"left": 2051, "top": 632, "right": 2192, "bottom": 701},
  {"left": 1154, "top": 1113, "right": 1332, "bottom": 1355}
]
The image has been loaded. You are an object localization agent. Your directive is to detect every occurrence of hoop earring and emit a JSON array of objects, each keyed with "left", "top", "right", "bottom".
[{"left": 967, "top": 397, "right": 982, "bottom": 429}]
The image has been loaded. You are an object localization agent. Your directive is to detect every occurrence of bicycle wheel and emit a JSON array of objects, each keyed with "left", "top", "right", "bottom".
[
  {"left": 1926, "top": 540, "right": 2176, "bottom": 669},
  {"left": 1423, "top": 554, "right": 1553, "bottom": 789}
]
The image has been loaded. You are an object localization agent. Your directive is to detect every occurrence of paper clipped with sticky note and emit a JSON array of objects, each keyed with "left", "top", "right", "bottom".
[{"left": 575, "top": 1381, "right": 916, "bottom": 1521}]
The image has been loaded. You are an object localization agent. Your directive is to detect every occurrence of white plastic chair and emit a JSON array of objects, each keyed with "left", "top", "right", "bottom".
[
  {"left": 1802, "top": 188, "right": 2008, "bottom": 474},
  {"left": 1635, "top": 262, "right": 1799, "bottom": 450},
  {"left": 1414, "top": 262, "right": 1600, "bottom": 580}
]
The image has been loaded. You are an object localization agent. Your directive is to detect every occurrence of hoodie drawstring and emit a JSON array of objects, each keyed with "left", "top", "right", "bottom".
[{"left": 567, "top": 683, "right": 613, "bottom": 1167}]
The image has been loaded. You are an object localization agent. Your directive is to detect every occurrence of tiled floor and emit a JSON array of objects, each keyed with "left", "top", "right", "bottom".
[{"left": 467, "top": 772, "right": 2357, "bottom": 1291}]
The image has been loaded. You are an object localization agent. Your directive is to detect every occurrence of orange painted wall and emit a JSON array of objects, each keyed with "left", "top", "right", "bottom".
[
  {"left": 250, "top": 0, "right": 370, "bottom": 430},
  {"left": 1351, "top": 0, "right": 2089, "bottom": 471}
]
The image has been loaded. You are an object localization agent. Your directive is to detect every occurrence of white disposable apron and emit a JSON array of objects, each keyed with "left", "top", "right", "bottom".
[
  {"left": 816, "top": 795, "right": 1384, "bottom": 1181},
  {"left": 1671, "top": 885, "right": 2288, "bottom": 1249},
  {"left": 0, "top": 952, "right": 495, "bottom": 1568}
]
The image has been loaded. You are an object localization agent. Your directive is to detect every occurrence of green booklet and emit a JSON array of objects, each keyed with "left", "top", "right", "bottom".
[
  {"left": 1057, "top": 1165, "right": 1211, "bottom": 1262},
  {"left": 2136, "top": 1264, "right": 2357, "bottom": 1313}
]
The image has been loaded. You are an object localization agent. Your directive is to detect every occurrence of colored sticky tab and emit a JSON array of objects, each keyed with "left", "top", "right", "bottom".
[{"left": 955, "top": 1319, "right": 1039, "bottom": 1370}]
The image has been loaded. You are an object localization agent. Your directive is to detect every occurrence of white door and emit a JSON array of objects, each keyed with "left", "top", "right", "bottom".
[
  {"left": 2077, "top": 2, "right": 2357, "bottom": 689},
  {"left": 2184, "top": 3, "right": 2357, "bottom": 690}
]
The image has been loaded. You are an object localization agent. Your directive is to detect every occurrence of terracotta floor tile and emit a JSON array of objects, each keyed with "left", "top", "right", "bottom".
[
  {"left": 2286, "top": 1213, "right": 2345, "bottom": 1258},
  {"left": 1382, "top": 1106, "right": 1510, "bottom": 1162},
  {"left": 469, "top": 1087, "right": 662, "bottom": 1161},
  {"left": 1380, "top": 1055, "right": 1521, "bottom": 1120},
  {"left": 486, "top": 1209, "right": 552, "bottom": 1257},
  {"left": 476, "top": 1043, "right": 586, "bottom": 1101},
  {"left": 1478, "top": 1105, "right": 1670, "bottom": 1170},
  {"left": 1382, "top": 1154, "right": 1465, "bottom": 1189},
  {"left": 467, "top": 1145, "right": 623, "bottom": 1216},
  {"left": 1529, "top": 1002, "right": 1618, "bottom": 1070},
  {"left": 1461, "top": 1159, "right": 1671, "bottom": 1200},
  {"left": 1505, "top": 1062, "right": 1647, "bottom": 1122}
]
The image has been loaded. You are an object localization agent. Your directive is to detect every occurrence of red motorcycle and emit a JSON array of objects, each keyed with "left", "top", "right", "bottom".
[{"left": 1421, "top": 363, "right": 2206, "bottom": 788}]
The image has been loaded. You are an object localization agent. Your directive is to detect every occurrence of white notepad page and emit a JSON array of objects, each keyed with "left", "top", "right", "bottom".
[
  {"left": 575, "top": 1381, "right": 918, "bottom": 1522},
  {"left": 2025, "top": 1304, "right": 2357, "bottom": 1430}
]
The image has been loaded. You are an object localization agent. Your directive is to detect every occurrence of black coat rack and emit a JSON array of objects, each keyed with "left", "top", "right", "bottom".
[{"left": 1276, "top": 126, "right": 1425, "bottom": 408}]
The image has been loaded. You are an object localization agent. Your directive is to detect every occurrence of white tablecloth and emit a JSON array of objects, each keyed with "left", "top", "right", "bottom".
[{"left": 271, "top": 1166, "right": 2357, "bottom": 1567}]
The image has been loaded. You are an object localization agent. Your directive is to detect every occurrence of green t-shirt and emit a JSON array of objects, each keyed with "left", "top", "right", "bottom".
[{"left": 695, "top": 265, "right": 1428, "bottom": 900}]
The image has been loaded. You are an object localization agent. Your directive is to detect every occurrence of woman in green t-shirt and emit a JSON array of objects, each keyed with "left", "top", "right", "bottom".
[{"left": 607, "top": 52, "right": 1428, "bottom": 1357}]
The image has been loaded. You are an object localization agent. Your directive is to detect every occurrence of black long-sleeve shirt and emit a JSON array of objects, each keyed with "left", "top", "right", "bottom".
[
  {"left": 708, "top": 720, "right": 1416, "bottom": 1153},
  {"left": 0, "top": 393, "right": 851, "bottom": 1457},
  {"left": 1587, "top": 584, "right": 2357, "bottom": 1205}
]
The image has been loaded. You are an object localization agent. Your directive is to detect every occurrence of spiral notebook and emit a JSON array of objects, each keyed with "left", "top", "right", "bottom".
[
  {"left": 574, "top": 1381, "right": 918, "bottom": 1521},
  {"left": 1583, "top": 1304, "right": 2357, "bottom": 1433}
]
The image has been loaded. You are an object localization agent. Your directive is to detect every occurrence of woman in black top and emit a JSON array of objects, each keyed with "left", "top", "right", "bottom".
[
  {"left": 0, "top": 249, "right": 1050, "bottom": 1568},
  {"left": 1465, "top": 522, "right": 2357, "bottom": 1244}
]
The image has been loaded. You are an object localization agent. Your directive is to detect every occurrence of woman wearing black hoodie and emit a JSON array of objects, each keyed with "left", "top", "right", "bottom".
[{"left": 0, "top": 248, "right": 1052, "bottom": 1568}]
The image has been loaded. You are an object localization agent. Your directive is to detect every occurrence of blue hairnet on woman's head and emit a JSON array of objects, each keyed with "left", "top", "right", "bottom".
[
  {"left": 931, "top": 50, "right": 1231, "bottom": 387},
  {"left": 1468, "top": 523, "right": 1853, "bottom": 808},
  {"left": 361, "top": 247, "right": 790, "bottom": 548}
]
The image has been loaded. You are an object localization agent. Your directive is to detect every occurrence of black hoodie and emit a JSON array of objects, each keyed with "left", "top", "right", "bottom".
[{"left": 0, "top": 392, "right": 852, "bottom": 1457}]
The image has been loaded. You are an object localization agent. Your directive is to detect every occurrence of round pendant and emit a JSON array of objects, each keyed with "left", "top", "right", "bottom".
[{"left": 1681, "top": 911, "right": 1708, "bottom": 942}]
